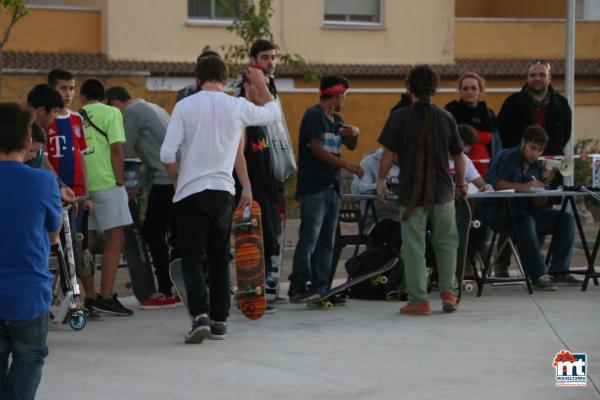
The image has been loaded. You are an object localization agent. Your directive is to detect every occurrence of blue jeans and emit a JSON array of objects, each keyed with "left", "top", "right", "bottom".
[
  {"left": 0, "top": 312, "right": 49, "bottom": 400},
  {"left": 290, "top": 188, "right": 340, "bottom": 295},
  {"left": 479, "top": 204, "right": 575, "bottom": 281}
]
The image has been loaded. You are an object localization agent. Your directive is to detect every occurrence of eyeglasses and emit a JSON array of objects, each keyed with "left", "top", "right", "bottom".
[{"left": 461, "top": 85, "right": 478, "bottom": 91}]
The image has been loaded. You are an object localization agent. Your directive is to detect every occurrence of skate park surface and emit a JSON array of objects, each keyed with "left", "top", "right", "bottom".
[{"left": 40, "top": 220, "right": 600, "bottom": 400}]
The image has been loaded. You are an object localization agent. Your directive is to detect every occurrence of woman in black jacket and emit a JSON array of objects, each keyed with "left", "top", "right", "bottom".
[{"left": 445, "top": 72, "right": 501, "bottom": 178}]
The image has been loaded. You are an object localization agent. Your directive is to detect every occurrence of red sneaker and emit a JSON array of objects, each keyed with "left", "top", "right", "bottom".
[
  {"left": 400, "top": 301, "right": 431, "bottom": 315},
  {"left": 440, "top": 291, "right": 458, "bottom": 313},
  {"left": 138, "top": 293, "right": 182, "bottom": 310}
]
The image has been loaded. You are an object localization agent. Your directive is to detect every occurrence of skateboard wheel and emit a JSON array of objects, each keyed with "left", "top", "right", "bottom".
[
  {"left": 68, "top": 312, "right": 86, "bottom": 331},
  {"left": 323, "top": 301, "right": 333, "bottom": 309},
  {"left": 255, "top": 286, "right": 262, "bottom": 296},
  {"left": 379, "top": 276, "right": 389, "bottom": 285},
  {"left": 75, "top": 233, "right": 84, "bottom": 242},
  {"left": 472, "top": 220, "right": 481, "bottom": 229},
  {"left": 464, "top": 283, "right": 473, "bottom": 292}
]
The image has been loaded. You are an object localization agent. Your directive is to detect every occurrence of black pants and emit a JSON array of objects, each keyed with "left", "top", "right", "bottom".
[
  {"left": 175, "top": 190, "right": 233, "bottom": 321},
  {"left": 142, "top": 184, "right": 179, "bottom": 296}
]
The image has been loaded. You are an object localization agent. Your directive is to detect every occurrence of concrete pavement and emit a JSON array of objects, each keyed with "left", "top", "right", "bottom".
[{"left": 39, "top": 281, "right": 600, "bottom": 400}]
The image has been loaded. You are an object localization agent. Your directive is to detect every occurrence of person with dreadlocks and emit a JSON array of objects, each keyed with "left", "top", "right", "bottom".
[{"left": 377, "top": 65, "right": 467, "bottom": 315}]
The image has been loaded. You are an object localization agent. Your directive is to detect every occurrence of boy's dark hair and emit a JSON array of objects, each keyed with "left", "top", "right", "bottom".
[
  {"left": 195, "top": 55, "right": 228, "bottom": 86},
  {"left": 319, "top": 75, "right": 349, "bottom": 100},
  {"left": 80, "top": 79, "right": 105, "bottom": 101},
  {"left": 522, "top": 125, "right": 549, "bottom": 146},
  {"left": 0, "top": 102, "right": 33, "bottom": 154},
  {"left": 250, "top": 39, "right": 276, "bottom": 59},
  {"left": 47, "top": 69, "right": 74, "bottom": 87},
  {"left": 105, "top": 86, "right": 131, "bottom": 103},
  {"left": 197, "top": 50, "right": 221, "bottom": 63},
  {"left": 31, "top": 123, "right": 46, "bottom": 144},
  {"left": 27, "top": 84, "right": 64, "bottom": 113},
  {"left": 457, "top": 124, "right": 478, "bottom": 146},
  {"left": 406, "top": 65, "right": 439, "bottom": 100}
]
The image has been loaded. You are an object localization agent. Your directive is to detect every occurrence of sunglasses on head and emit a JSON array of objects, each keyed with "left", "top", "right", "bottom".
[{"left": 529, "top": 60, "right": 551, "bottom": 71}]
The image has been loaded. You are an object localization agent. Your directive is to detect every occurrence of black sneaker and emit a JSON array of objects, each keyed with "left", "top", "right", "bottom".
[
  {"left": 551, "top": 273, "right": 581, "bottom": 284},
  {"left": 265, "top": 303, "right": 276, "bottom": 314},
  {"left": 288, "top": 282, "right": 318, "bottom": 303},
  {"left": 210, "top": 321, "right": 227, "bottom": 340},
  {"left": 186, "top": 314, "right": 211, "bottom": 344},
  {"left": 82, "top": 297, "right": 102, "bottom": 319},
  {"left": 93, "top": 294, "right": 134, "bottom": 316},
  {"left": 329, "top": 295, "right": 346, "bottom": 306}
]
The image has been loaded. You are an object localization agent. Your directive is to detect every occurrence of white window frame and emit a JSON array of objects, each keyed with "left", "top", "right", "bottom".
[
  {"left": 323, "top": 0, "right": 384, "bottom": 28},
  {"left": 576, "top": 0, "right": 600, "bottom": 21},
  {"left": 186, "top": 0, "right": 246, "bottom": 26}
]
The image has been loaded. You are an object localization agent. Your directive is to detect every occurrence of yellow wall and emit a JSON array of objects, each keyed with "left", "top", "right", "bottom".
[
  {"left": 4, "top": 73, "right": 598, "bottom": 161},
  {"left": 1, "top": 8, "right": 101, "bottom": 53},
  {"left": 455, "top": 20, "right": 600, "bottom": 59},
  {"left": 101, "top": 0, "right": 454, "bottom": 64},
  {"left": 456, "top": 0, "right": 566, "bottom": 18}
]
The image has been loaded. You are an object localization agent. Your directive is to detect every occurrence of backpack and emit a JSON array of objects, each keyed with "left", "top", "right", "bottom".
[{"left": 345, "top": 245, "right": 404, "bottom": 301}]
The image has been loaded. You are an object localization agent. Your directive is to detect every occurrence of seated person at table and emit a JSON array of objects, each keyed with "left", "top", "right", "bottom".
[
  {"left": 451, "top": 124, "right": 493, "bottom": 258},
  {"left": 477, "top": 125, "right": 578, "bottom": 290},
  {"left": 351, "top": 148, "right": 401, "bottom": 248},
  {"left": 352, "top": 149, "right": 437, "bottom": 275},
  {"left": 450, "top": 124, "right": 493, "bottom": 192}
]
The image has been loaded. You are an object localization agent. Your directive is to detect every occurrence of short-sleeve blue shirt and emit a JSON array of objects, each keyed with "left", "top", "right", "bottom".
[{"left": 0, "top": 161, "right": 62, "bottom": 320}]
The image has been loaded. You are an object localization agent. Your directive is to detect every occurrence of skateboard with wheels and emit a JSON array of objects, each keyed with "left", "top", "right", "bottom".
[
  {"left": 455, "top": 196, "right": 479, "bottom": 300},
  {"left": 233, "top": 201, "right": 267, "bottom": 320},
  {"left": 169, "top": 258, "right": 189, "bottom": 316},
  {"left": 308, "top": 257, "right": 400, "bottom": 309},
  {"left": 123, "top": 158, "right": 157, "bottom": 303}
]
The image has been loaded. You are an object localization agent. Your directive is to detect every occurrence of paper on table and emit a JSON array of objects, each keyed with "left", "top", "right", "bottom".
[{"left": 494, "top": 189, "right": 515, "bottom": 193}]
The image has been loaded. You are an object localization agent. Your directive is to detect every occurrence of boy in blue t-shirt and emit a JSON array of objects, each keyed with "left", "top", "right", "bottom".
[{"left": 0, "top": 102, "right": 62, "bottom": 399}]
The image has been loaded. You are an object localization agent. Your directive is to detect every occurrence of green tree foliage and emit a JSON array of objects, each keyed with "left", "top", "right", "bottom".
[
  {"left": 0, "top": 0, "right": 28, "bottom": 98},
  {"left": 217, "top": 0, "right": 314, "bottom": 80}
]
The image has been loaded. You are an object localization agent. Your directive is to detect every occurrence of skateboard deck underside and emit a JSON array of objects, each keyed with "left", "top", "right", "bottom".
[
  {"left": 234, "top": 202, "right": 267, "bottom": 320},
  {"left": 311, "top": 257, "right": 400, "bottom": 307}
]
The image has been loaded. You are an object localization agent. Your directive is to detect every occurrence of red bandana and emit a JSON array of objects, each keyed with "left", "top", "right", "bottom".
[{"left": 320, "top": 84, "right": 347, "bottom": 96}]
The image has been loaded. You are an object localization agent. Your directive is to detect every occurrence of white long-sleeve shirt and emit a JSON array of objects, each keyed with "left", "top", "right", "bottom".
[{"left": 160, "top": 91, "right": 282, "bottom": 202}]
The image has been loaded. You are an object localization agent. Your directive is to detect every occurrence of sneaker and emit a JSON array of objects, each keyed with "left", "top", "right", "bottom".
[
  {"left": 210, "top": 321, "right": 227, "bottom": 340},
  {"left": 265, "top": 303, "right": 277, "bottom": 314},
  {"left": 138, "top": 293, "right": 182, "bottom": 310},
  {"left": 82, "top": 297, "right": 95, "bottom": 313},
  {"left": 400, "top": 301, "right": 431, "bottom": 315},
  {"left": 186, "top": 314, "right": 211, "bottom": 344},
  {"left": 551, "top": 273, "right": 581, "bottom": 284},
  {"left": 533, "top": 274, "right": 558, "bottom": 292},
  {"left": 82, "top": 297, "right": 102, "bottom": 319},
  {"left": 288, "top": 282, "right": 318, "bottom": 303},
  {"left": 93, "top": 294, "right": 134, "bottom": 316},
  {"left": 329, "top": 295, "right": 346, "bottom": 306},
  {"left": 440, "top": 291, "right": 458, "bottom": 313}
]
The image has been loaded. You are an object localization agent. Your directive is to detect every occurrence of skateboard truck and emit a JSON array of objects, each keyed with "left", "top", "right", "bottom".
[
  {"left": 233, "top": 206, "right": 259, "bottom": 232},
  {"left": 234, "top": 285, "right": 263, "bottom": 299}
]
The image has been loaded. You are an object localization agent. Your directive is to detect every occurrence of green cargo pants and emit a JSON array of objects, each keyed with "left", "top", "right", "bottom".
[{"left": 398, "top": 201, "right": 458, "bottom": 304}]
